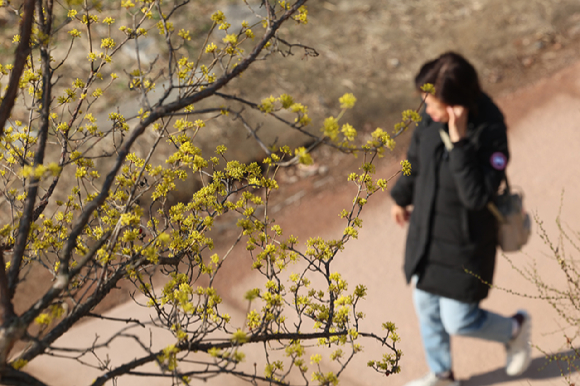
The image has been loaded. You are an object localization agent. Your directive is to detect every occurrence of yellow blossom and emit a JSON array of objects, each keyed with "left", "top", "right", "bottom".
[
  {"left": 222, "top": 34, "right": 237, "bottom": 45},
  {"left": 35, "top": 313, "right": 51, "bottom": 326},
  {"left": 11, "top": 359, "right": 28, "bottom": 370},
  {"left": 68, "top": 29, "right": 81, "bottom": 38},
  {"left": 205, "top": 42, "right": 218, "bottom": 53},
  {"left": 178, "top": 29, "right": 191, "bottom": 40},
  {"left": 400, "top": 160, "right": 412, "bottom": 176},
  {"left": 339, "top": 93, "right": 357, "bottom": 109}
]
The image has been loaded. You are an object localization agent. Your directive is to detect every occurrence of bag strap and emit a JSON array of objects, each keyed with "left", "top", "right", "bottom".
[
  {"left": 439, "top": 129, "right": 454, "bottom": 151},
  {"left": 502, "top": 172, "right": 511, "bottom": 192},
  {"left": 487, "top": 202, "right": 505, "bottom": 223},
  {"left": 489, "top": 171, "right": 509, "bottom": 224}
]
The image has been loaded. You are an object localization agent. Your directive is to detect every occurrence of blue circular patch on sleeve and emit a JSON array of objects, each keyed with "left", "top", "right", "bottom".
[{"left": 490, "top": 152, "right": 507, "bottom": 170}]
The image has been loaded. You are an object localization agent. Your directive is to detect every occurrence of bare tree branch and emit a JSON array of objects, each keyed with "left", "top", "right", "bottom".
[
  {"left": 92, "top": 330, "right": 350, "bottom": 386},
  {"left": 0, "top": 249, "right": 15, "bottom": 325},
  {"left": 0, "top": 367, "right": 50, "bottom": 386},
  {"left": 85, "top": 312, "right": 146, "bottom": 328},
  {"left": 0, "top": 0, "right": 36, "bottom": 137},
  {"left": 8, "top": 0, "right": 56, "bottom": 298}
]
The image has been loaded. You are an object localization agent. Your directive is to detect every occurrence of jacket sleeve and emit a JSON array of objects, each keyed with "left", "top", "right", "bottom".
[
  {"left": 448, "top": 122, "right": 509, "bottom": 210},
  {"left": 390, "top": 125, "right": 421, "bottom": 207}
]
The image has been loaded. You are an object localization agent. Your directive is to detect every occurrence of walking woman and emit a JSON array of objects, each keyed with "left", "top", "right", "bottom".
[{"left": 390, "top": 52, "right": 531, "bottom": 386}]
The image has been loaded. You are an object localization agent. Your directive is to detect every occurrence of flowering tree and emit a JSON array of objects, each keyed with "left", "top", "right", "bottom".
[{"left": 0, "top": 0, "right": 417, "bottom": 384}]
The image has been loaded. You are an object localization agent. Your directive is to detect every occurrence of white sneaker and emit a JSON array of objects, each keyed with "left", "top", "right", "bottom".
[
  {"left": 505, "top": 310, "right": 532, "bottom": 376},
  {"left": 404, "top": 372, "right": 460, "bottom": 386}
]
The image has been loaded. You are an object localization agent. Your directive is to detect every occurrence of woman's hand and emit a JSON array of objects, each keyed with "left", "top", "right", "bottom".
[
  {"left": 446, "top": 105, "right": 468, "bottom": 142},
  {"left": 391, "top": 205, "right": 410, "bottom": 227}
]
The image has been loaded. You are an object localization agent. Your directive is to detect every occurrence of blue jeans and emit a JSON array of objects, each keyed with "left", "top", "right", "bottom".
[{"left": 413, "top": 285, "right": 513, "bottom": 374}]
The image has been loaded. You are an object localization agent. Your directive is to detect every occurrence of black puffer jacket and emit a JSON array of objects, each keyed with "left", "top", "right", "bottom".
[{"left": 390, "top": 93, "right": 509, "bottom": 303}]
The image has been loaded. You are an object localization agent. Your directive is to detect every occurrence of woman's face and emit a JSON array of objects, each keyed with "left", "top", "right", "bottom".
[{"left": 423, "top": 94, "right": 450, "bottom": 123}]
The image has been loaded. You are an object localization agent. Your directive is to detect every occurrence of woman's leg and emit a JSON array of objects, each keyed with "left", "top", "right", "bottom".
[
  {"left": 438, "top": 297, "right": 513, "bottom": 343},
  {"left": 413, "top": 287, "right": 452, "bottom": 374},
  {"left": 437, "top": 296, "right": 531, "bottom": 376}
]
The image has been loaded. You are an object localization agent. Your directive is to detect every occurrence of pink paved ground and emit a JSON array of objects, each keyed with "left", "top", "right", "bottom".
[{"left": 24, "top": 60, "right": 580, "bottom": 385}]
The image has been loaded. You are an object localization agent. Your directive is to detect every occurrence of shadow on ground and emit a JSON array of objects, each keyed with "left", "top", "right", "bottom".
[{"left": 464, "top": 351, "right": 579, "bottom": 385}]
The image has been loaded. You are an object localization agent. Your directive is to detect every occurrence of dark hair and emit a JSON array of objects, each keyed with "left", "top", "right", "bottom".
[{"left": 415, "top": 52, "right": 481, "bottom": 110}]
